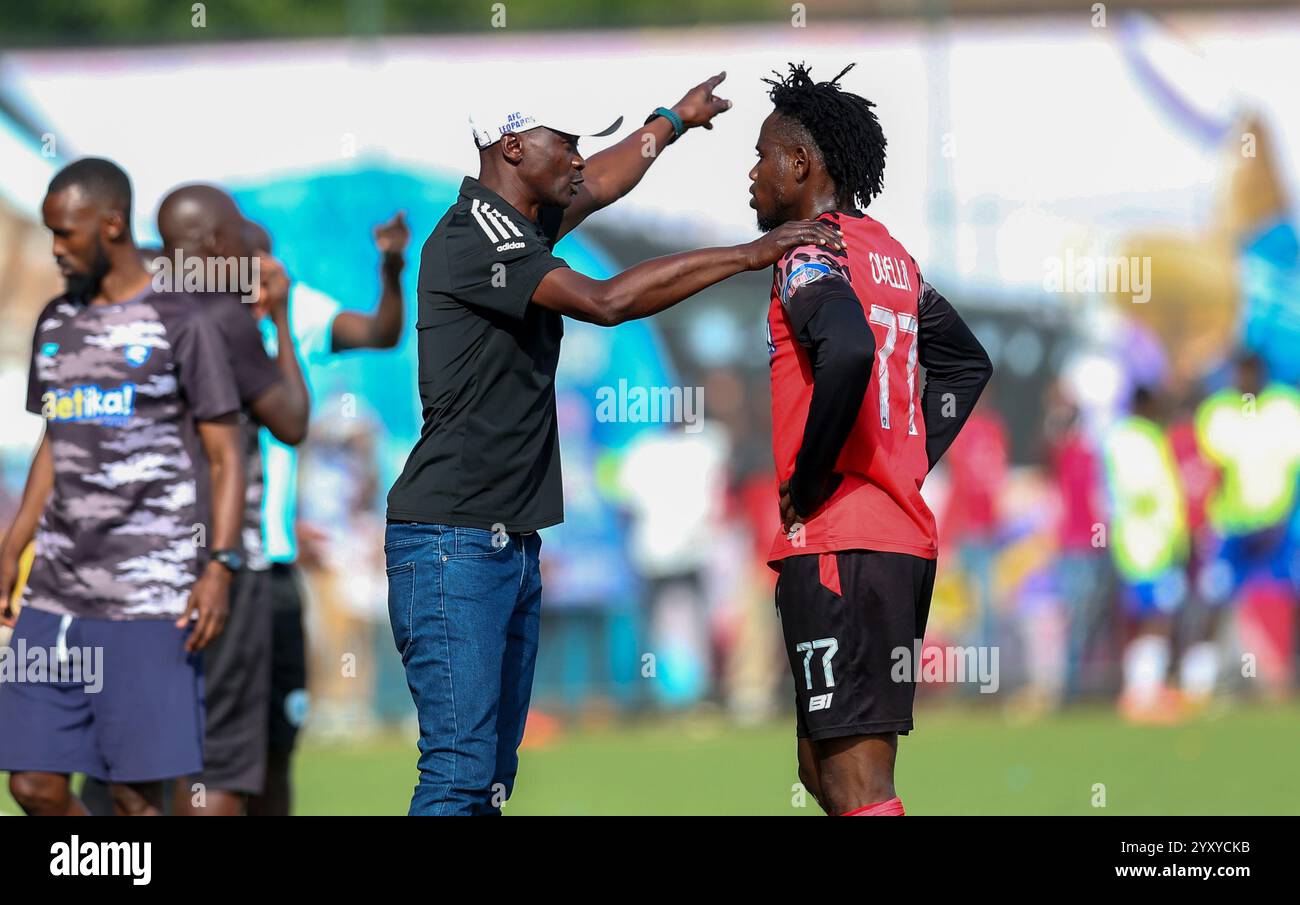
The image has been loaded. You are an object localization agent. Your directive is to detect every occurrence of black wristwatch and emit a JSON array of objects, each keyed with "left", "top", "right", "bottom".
[{"left": 211, "top": 549, "right": 245, "bottom": 574}]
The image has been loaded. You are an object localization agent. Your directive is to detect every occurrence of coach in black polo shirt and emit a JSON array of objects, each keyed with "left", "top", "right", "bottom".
[
  {"left": 386, "top": 175, "right": 568, "bottom": 531},
  {"left": 386, "top": 75, "right": 845, "bottom": 816}
]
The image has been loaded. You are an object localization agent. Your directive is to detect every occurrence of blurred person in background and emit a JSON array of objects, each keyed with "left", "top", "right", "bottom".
[
  {"left": 1165, "top": 378, "right": 1220, "bottom": 697},
  {"left": 1044, "top": 384, "right": 1109, "bottom": 701},
  {"left": 296, "top": 400, "right": 387, "bottom": 736},
  {"left": 1102, "top": 385, "right": 1190, "bottom": 723},
  {"left": 1193, "top": 351, "right": 1300, "bottom": 700},
  {"left": 705, "top": 369, "right": 785, "bottom": 723},
  {"left": 531, "top": 390, "right": 639, "bottom": 721},
  {"left": 727, "top": 459, "right": 786, "bottom": 722},
  {"left": 155, "top": 184, "right": 311, "bottom": 816},
  {"left": 242, "top": 212, "right": 410, "bottom": 815},
  {"left": 941, "top": 385, "right": 1009, "bottom": 652},
  {"left": 617, "top": 420, "right": 729, "bottom": 708}
]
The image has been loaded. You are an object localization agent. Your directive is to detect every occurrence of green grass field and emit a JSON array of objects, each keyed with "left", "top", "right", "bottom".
[{"left": 4, "top": 704, "right": 1297, "bottom": 815}]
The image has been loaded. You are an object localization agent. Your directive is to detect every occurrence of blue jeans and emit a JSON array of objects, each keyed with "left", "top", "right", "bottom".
[
  {"left": 384, "top": 522, "right": 543, "bottom": 816},
  {"left": 960, "top": 539, "right": 998, "bottom": 649},
  {"left": 1058, "top": 551, "right": 1107, "bottom": 698}
]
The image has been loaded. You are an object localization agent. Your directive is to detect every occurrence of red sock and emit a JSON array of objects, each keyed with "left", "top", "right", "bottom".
[{"left": 841, "top": 797, "right": 905, "bottom": 816}]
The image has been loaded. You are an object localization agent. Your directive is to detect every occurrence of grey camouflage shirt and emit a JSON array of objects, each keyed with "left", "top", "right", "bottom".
[{"left": 23, "top": 287, "right": 241, "bottom": 620}]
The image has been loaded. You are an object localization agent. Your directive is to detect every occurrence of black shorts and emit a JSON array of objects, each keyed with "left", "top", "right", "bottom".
[
  {"left": 267, "top": 563, "right": 309, "bottom": 754},
  {"left": 776, "top": 549, "right": 936, "bottom": 741},
  {"left": 198, "top": 568, "right": 272, "bottom": 794}
]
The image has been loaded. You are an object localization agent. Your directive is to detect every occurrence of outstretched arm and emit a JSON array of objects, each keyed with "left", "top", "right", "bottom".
[
  {"left": 331, "top": 212, "right": 410, "bottom": 351},
  {"left": 918, "top": 282, "right": 993, "bottom": 470},
  {"left": 558, "top": 73, "right": 732, "bottom": 239},
  {"left": 532, "top": 219, "right": 844, "bottom": 327}
]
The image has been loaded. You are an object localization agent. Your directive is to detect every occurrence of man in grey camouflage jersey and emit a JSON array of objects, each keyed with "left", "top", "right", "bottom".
[{"left": 0, "top": 158, "right": 245, "bottom": 816}]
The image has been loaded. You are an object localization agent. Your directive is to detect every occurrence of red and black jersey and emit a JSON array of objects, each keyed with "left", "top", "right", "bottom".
[{"left": 767, "top": 210, "right": 938, "bottom": 566}]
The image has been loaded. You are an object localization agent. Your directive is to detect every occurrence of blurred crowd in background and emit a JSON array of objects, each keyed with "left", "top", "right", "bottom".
[
  {"left": 2, "top": 3, "right": 1300, "bottom": 742},
  {"left": 269, "top": 276, "right": 1300, "bottom": 739}
]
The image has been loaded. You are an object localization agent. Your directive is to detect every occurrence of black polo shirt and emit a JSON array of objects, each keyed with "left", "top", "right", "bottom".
[{"left": 387, "top": 177, "right": 570, "bottom": 531}]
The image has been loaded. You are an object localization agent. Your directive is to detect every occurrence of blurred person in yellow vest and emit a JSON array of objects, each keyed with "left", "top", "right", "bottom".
[
  {"left": 296, "top": 399, "right": 387, "bottom": 736},
  {"left": 1102, "top": 386, "right": 1190, "bottom": 723},
  {"left": 1191, "top": 352, "right": 1300, "bottom": 700}
]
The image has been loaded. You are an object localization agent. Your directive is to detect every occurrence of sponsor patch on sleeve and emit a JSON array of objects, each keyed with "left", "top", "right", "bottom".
[{"left": 781, "top": 260, "right": 833, "bottom": 307}]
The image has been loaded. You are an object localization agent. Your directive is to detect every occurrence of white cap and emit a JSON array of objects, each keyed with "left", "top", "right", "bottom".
[{"left": 469, "top": 97, "right": 623, "bottom": 150}]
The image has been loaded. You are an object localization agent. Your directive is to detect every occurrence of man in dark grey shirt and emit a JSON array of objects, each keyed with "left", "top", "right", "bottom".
[
  {"left": 155, "top": 183, "right": 310, "bottom": 817},
  {"left": 386, "top": 76, "right": 844, "bottom": 815}
]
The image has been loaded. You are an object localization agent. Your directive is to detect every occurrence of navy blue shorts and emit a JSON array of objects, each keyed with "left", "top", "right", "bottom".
[{"left": 0, "top": 607, "right": 204, "bottom": 784}]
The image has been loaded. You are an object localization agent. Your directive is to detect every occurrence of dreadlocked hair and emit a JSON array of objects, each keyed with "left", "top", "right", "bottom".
[{"left": 762, "top": 62, "right": 886, "bottom": 209}]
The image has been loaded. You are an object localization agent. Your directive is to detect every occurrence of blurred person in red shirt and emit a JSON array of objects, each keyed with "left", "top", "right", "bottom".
[
  {"left": 1167, "top": 387, "right": 1216, "bottom": 542},
  {"left": 1043, "top": 385, "right": 1109, "bottom": 699},
  {"left": 942, "top": 386, "right": 1009, "bottom": 650},
  {"left": 1165, "top": 383, "right": 1221, "bottom": 694}
]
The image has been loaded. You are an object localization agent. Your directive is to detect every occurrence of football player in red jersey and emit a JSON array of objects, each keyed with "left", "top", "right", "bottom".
[{"left": 750, "top": 64, "right": 993, "bottom": 816}]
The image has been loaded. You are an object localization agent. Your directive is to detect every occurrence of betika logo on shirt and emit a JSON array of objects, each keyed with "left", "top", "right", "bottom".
[{"left": 42, "top": 383, "right": 137, "bottom": 422}]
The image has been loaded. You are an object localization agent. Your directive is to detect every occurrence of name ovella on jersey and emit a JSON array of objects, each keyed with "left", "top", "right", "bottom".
[
  {"left": 41, "top": 383, "right": 137, "bottom": 422},
  {"left": 869, "top": 252, "right": 913, "bottom": 291}
]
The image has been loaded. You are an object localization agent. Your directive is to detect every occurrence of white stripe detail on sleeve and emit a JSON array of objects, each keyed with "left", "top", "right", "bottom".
[
  {"left": 484, "top": 204, "right": 525, "bottom": 239},
  {"left": 471, "top": 198, "right": 506, "bottom": 242}
]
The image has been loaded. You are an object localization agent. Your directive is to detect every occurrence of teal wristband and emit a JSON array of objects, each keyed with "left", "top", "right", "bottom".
[{"left": 646, "top": 106, "right": 685, "bottom": 143}]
